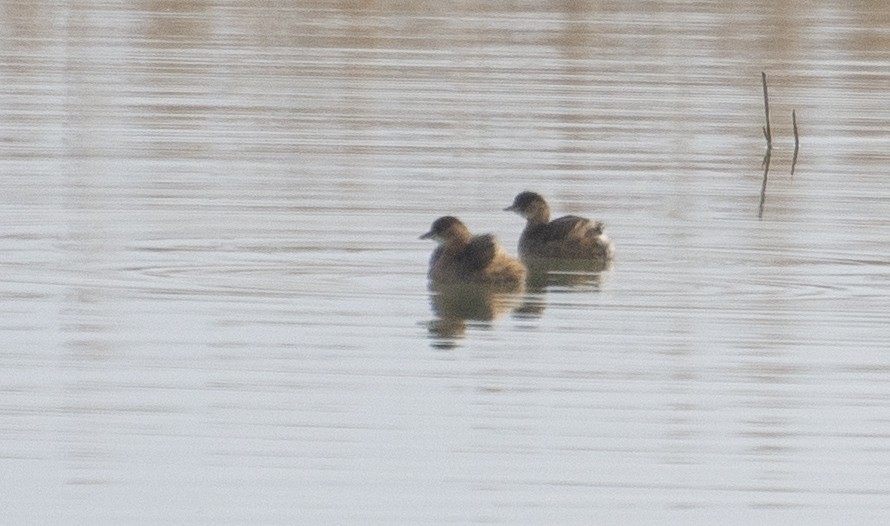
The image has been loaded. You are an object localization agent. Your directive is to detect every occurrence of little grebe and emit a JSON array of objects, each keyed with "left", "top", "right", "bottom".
[
  {"left": 504, "top": 191, "right": 614, "bottom": 263},
  {"left": 420, "top": 216, "right": 527, "bottom": 288}
]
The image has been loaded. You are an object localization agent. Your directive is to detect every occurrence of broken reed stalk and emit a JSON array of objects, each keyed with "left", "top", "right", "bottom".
[
  {"left": 761, "top": 71, "right": 772, "bottom": 148},
  {"left": 791, "top": 109, "right": 800, "bottom": 175}
]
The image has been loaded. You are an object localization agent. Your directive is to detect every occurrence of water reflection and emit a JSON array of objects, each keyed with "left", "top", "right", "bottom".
[
  {"left": 426, "top": 260, "right": 611, "bottom": 346},
  {"left": 758, "top": 148, "right": 772, "bottom": 218},
  {"left": 525, "top": 258, "right": 611, "bottom": 289},
  {"left": 426, "top": 283, "right": 525, "bottom": 349},
  {"left": 516, "top": 262, "right": 610, "bottom": 318}
]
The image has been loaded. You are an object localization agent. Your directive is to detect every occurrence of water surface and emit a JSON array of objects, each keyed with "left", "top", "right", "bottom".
[{"left": 2, "top": 1, "right": 890, "bottom": 524}]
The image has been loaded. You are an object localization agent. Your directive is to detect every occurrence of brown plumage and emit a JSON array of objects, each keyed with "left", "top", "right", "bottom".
[
  {"left": 420, "top": 216, "right": 527, "bottom": 289},
  {"left": 504, "top": 191, "right": 614, "bottom": 263}
]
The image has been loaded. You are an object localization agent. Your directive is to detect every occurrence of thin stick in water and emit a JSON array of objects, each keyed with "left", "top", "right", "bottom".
[
  {"left": 761, "top": 72, "right": 772, "bottom": 148},
  {"left": 791, "top": 109, "right": 800, "bottom": 175}
]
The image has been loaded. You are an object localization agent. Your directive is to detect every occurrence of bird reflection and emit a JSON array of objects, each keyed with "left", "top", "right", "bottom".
[
  {"left": 524, "top": 258, "right": 611, "bottom": 290},
  {"left": 426, "top": 282, "right": 525, "bottom": 349},
  {"left": 424, "top": 255, "right": 613, "bottom": 347},
  {"left": 515, "top": 258, "right": 611, "bottom": 318}
]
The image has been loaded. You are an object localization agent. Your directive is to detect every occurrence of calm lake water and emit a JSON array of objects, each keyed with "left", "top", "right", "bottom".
[{"left": 2, "top": 1, "right": 890, "bottom": 524}]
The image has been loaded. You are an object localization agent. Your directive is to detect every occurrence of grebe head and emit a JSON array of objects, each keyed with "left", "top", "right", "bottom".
[
  {"left": 420, "top": 216, "right": 471, "bottom": 245},
  {"left": 504, "top": 191, "right": 550, "bottom": 223}
]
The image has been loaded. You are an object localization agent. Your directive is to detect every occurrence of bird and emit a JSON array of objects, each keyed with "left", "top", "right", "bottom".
[
  {"left": 504, "top": 191, "right": 614, "bottom": 264},
  {"left": 420, "top": 216, "right": 527, "bottom": 289}
]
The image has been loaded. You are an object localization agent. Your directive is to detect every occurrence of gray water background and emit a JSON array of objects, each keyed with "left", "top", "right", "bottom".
[{"left": 2, "top": 1, "right": 890, "bottom": 524}]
